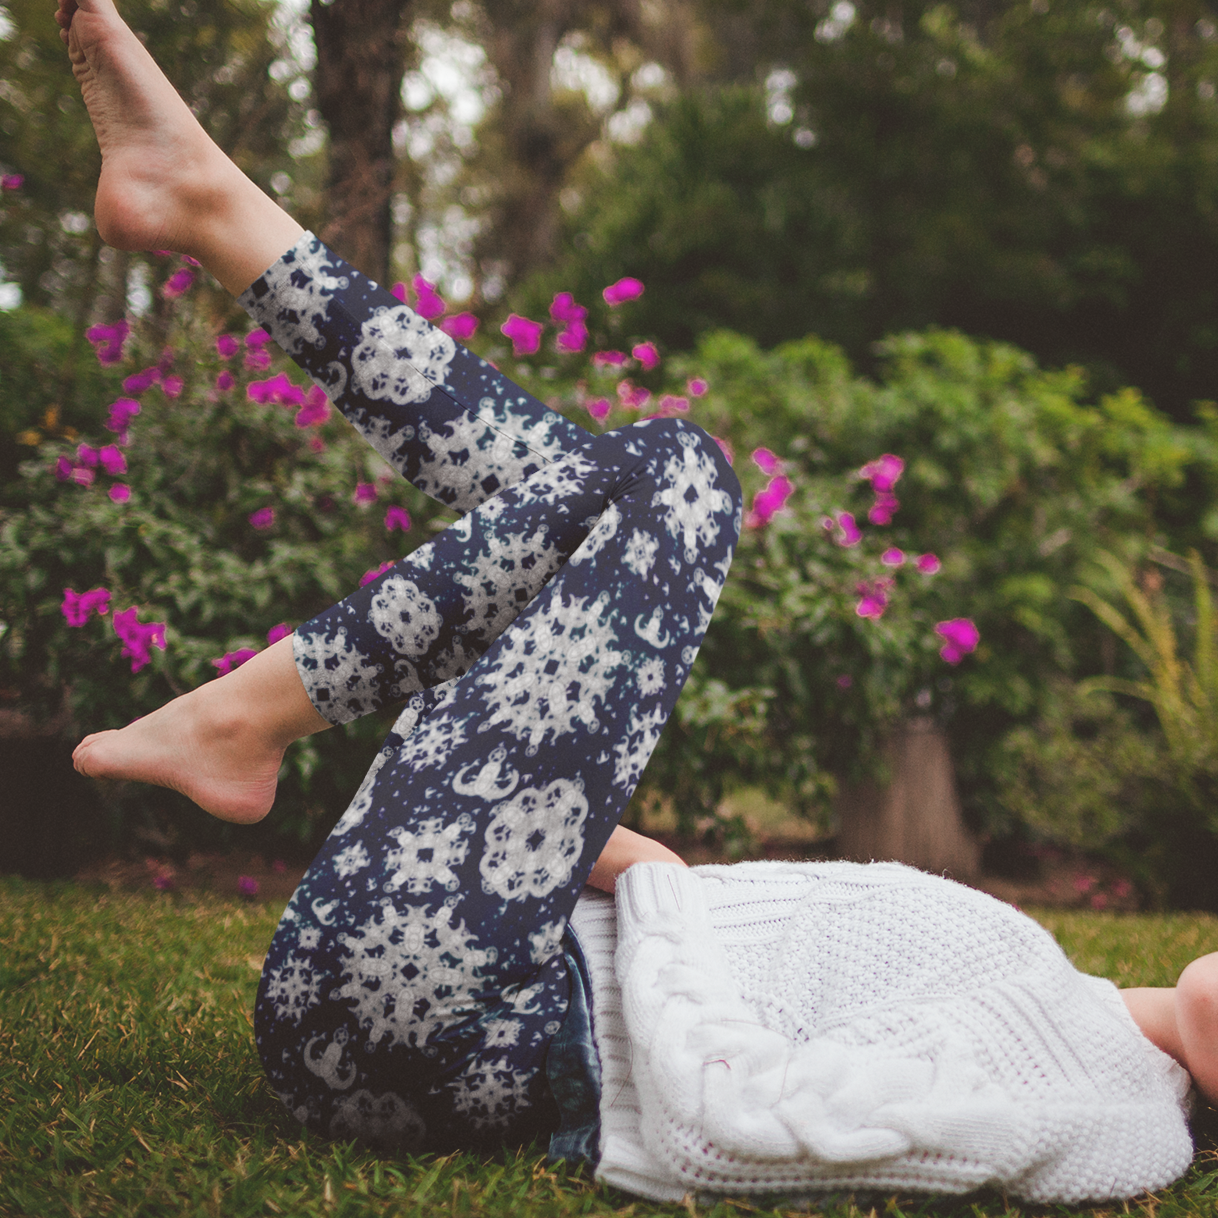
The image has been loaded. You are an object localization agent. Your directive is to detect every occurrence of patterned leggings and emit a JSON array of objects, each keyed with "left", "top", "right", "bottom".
[{"left": 238, "top": 237, "right": 742, "bottom": 1153}]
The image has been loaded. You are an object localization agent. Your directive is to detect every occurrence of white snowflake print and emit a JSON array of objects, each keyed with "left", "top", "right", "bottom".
[
  {"left": 245, "top": 237, "right": 348, "bottom": 354},
  {"left": 478, "top": 591, "right": 624, "bottom": 754},
  {"left": 333, "top": 900, "right": 493, "bottom": 1048},
  {"left": 567, "top": 502, "right": 621, "bottom": 566},
  {"left": 333, "top": 841, "right": 371, "bottom": 879},
  {"left": 651, "top": 429, "right": 735, "bottom": 563},
  {"left": 633, "top": 605, "right": 672, "bottom": 648},
  {"left": 451, "top": 745, "right": 520, "bottom": 800},
  {"left": 332, "top": 743, "right": 395, "bottom": 835},
  {"left": 263, "top": 951, "right": 322, "bottom": 1026},
  {"left": 511, "top": 451, "right": 599, "bottom": 507},
  {"left": 350, "top": 306, "right": 457, "bottom": 405},
  {"left": 449, "top": 1056, "right": 535, "bottom": 1132},
  {"left": 412, "top": 416, "right": 537, "bottom": 512},
  {"left": 528, "top": 918, "right": 566, "bottom": 964},
  {"left": 304, "top": 1028, "right": 357, "bottom": 1090},
  {"left": 483, "top": 1017, "right": 522, "bottom": 1049},
  {"left": 384, "top": 814, "right": 474, "bottom": 894},
  {"left": 622, "top": 527, "right": 659, "bottom": 579},
  {"left": 480, "top": 778, "right": 588, "bottom": 901},
  {"left": 476, "top": 394, "right": 581, "bottom": 465},
  {"left": 612, "top": 704, "right": 669, "bottom": 790},
  {"left": 397, "top": 712, "right": 468, "bottom": 771},
  {"left": 293, "top": 626, "right": 383, "bottom": 722},
  {"left": 329, "top": 1088, "right": 426, "bottom": 1152},
  {"left": 370, "top": 574, "right": 441, "bottom": 678},
  {"left": 451, "top": 523, "right": 563, "bottom": 644},
  {"left": 298, "top": 927, "right": 322, "bottom": 951},
  {"left": 636, "top": 657, "right": 666, "bottom": 698}
]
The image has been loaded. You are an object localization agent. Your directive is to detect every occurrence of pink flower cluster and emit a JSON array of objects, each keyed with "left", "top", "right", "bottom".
[
  {"left": 247, "top": 372, "right": 331, "bottom": 429},
  {"left": 935, "top": 618, "right": 980, "bottom": 664},
  {"left": 56, "top": 442, "right": 131, "bottom": 501},
  {"left": 210, "top": 624, "right": 293, "bottom": 676},
  {"left": 392, "top": 276, "right": 479, "bottom": 341},
  {"left": 64, "top": 589, "right": 166, "bottom": 673},
  {"left": 860, "top": 453, "right": 903, "bottom": 525},
  {"left": 551, "top": 293, "right": 588, "bottom": 353},
  {"left": 360, "top": 560, "right": 397, "bottom": 587},
  {"left": 746, "top": 448, "right": 795, "bottom": 527},
  {"left": 85, "top": 319, "right": 130, "bottom": 366},
  {"left": 855, "top": 576, "right": 895, "bottom": 619}
]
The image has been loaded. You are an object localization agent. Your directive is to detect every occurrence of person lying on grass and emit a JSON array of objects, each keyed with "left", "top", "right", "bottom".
[{"left": 58, "top": 0, "right": 1218, "bottom": 1200}]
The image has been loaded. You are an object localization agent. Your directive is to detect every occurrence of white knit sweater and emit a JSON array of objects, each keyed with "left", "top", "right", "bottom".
[{"left": 566, "top": 860, "right": 1193, "bottom": 1204}]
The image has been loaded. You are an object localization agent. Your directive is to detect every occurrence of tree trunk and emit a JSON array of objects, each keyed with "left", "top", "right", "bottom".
[
  {"left": 835, "top": 717, "right": 980, "bottom": 880},
  {"left": 310, "top": 0, "right": 412, "bottom": 283}
]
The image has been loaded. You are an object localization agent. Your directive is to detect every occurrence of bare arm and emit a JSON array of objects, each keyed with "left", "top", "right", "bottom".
[{"left": 587, "top": 825, "right": 686, "bottom": 893}]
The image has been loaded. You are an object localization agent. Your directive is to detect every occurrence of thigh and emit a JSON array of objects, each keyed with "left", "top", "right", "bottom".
[{"left": 256, "top": 419, "right": 742, "bottom": 1150}]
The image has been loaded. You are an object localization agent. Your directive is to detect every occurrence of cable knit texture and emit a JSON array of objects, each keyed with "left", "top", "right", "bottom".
[{"left": 567, "top": 860, "right": 1192, "bottom": 1203}]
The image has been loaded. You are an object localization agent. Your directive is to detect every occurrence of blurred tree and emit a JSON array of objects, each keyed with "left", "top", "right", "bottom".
[{"left": 539, "top": 0, "right": 1218, "bottom": 419}]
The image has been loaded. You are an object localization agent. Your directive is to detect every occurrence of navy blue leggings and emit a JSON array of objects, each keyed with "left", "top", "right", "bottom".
[{"left": 240, "top": 236, "right": 741, "bottom": 1153}]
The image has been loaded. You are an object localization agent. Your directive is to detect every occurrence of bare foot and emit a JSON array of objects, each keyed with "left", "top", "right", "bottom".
[
  {"left": 72, "top": 636, "right": 330, "bottom": 824},
  {"left": 73, "top": 684, "right": 285, "bottom": 824},
  {"left": 55, "top": 0, "right": 303, "bottom": 293}
]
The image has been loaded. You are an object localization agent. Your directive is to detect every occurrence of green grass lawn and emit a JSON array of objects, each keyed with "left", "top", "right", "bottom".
[{"left": 4, "top": 877, "right": 1218, "bottom": 1218}]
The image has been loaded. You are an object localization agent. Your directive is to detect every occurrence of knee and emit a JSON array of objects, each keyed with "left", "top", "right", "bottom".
[{"left": 636, "top": 416, "right": 743, "bottom": 535}]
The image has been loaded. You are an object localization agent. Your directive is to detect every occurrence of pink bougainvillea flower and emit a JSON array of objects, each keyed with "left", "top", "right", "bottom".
[
  {"left": 1, "top": 173, "right": 24, "bottom": 190},
  {"left": 70, "top": 465, "right": 95, "bottom": 487},
  {"left": 112, "top": 606, "right": 167, "bottom": 673},
  {"left": 834, "top": 511, "right": 863, "bottom": 546},
  {"left": 752, "top": 447, "right": 780, "bottom": 475},
  {"left": 211, "top": 648, "right": 259, "bottom": 675},
  {"left": 746, "top": 474, "right": 794, "bottom": 527},
  {"left": 246, "top": 328, "right": 271, "bottom": 349},
  {"left": 62, "top": 586, "right": 112, "bottom": 627},
  {"left": 162, "top": 268, "right": 195, "bottom": 299},
  {"left": 836, "top": 674, "right": 853, "bottom": 688},
  {"left": 441, "top": 312, "right": 479, "bottom": 341},
  {"left": 215, "top": 334, "right": 239, "bottom": 359},
  {"left": 391, "top": 281, "right": 408, "bottom": 303},
  {"left": 585, "top": 396, "right": 612, "bottom": 422},
  {"left": 77, "top": 443, "right": 100, "bottom": 467},
  {"left": 248, "top": 372, "right": 305, "bottom": 408},
  {"left": 353, "top": 482, "right": 378, "bottom": 505},
  {"left": 384, "top": 505, "right": 411, "bottom": 532},
  {"left": 266, "top": 622, "right": 292, "bottom": 645},
  {"left": 936, "top": 617, "right": 980, "bottom": 664},
  {"left": 916, "top": 553, "right": 941, "bottom": 575},
  {"left": 160, "top": 375, "right": 184, "bottom": 399},
  {"left": 54, "top": 455, "right": 72, "bottom": 481},
  {"left": 592, "top": 350, "right": 628, "bottom": 368},
  {"left": 687, "top": 377, "right": 708, "bottom": 397},
  {"left": 501, "top": 313, "right": 542, "bottom": 356},
  {"left": 631, "top": 342, "right": 660, "bottom": 370},
  {"left": 713, "top": 436, "right": 735, "bottom": 465},
  {"left": 237, "top": 875, "right": 260, "bottom": 898},
  {"left": 122, "top": 367, "right": 161, "bottom": 395},
  {"left": 98, "top": 445, "right": 127, "bottom": 475},
  {"left": 359, "top": 560, "right": 397, "bottom": 587},
  {"left": 603, "top": 276, "right": 644, "bottom": 306},
  {"left": 109, "top": 483, "right": 131, "bottom": 503},
  {"left": 855, "top": 576, "right": 895, "bottom": 620},
  {"left": 412, "top": 274, "right": 446, "bottom": 321},
  {"left": 105, "top": 397, "right": 141, "bottom": 434},
  {"left": 294, "top": 387, "right": 330, "bottom": 428},
  {"left": 556, "top": 319, "right": 588, "bottom": 353},
  {"left": 657, "top": 394, "right": 689, "bottom": 415},
  {"left": 881, "top": 547, "right": 905, "bottom": 567},
  {"left": 216, "top": 370, "right": 235, "bottom": 392},
  {"left": 86, "top": 319, "right": 130, "bottom": 366},
  {"left": 182, "top": 255, "right": 201, "bottom": 268},
  {"left": 616, "top": 381, "right": 651, "bottom": 411},
  {"left": 868, "top": 492, "right": 899, "bottom": 526},
  {"left": 860, "top": 453, "right": 904, "bottom": 493},
  {"left": 249, "top": 506, "right": 275, "bottom": 530},
  {"left": 245, "top": 348, "right": 272, "bottom": 371},
  {"left": 550, "top": 292, "right": 587, "bottom": 324}
]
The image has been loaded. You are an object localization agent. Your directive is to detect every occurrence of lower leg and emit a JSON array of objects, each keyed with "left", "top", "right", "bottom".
[
  {"left": 57, "top": 0, "right": 302, "bottom": 294},
  {"left": 72, "top": 636, "right": 329, "bottom": 823}
]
